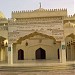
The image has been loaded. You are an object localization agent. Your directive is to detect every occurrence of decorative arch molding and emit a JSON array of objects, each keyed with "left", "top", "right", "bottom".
[
  {"left": 65, "top": 33, "right": 75, "bottom": 61},
  {"left": 0, "top": 36, "right": 6, "bottom": 41},
  {"left": 0, "top": 36, "right": 6, "bottom": 47},
  {"left": 15, "top": 32, "right": 56, "bottom": 44},
  {"left": 65, "top": 33, "right": 75, "bottom": 39}
]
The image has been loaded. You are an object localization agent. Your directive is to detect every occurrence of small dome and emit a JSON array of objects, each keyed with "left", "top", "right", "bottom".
[
  {"left": 0, "top": 11, "right": 5, "bottom": 18},
  {"left": 64, "top": 21, "right": 75, "bottom": 27},
  {"left": 34, "top": 8, "right": 46, "bottom": 11}
]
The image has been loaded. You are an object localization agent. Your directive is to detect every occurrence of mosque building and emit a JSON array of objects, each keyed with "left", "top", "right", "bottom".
[{"left": 0, "top": 5, "right": 75, "bottom": 64}]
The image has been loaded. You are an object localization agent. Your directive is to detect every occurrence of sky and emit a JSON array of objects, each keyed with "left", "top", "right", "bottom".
[{"left": 0, "top": 0, "right": 74, "bottom": 18}]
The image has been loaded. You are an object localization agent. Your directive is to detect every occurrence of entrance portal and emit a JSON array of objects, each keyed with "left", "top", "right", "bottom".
[
  {"left": 36, "top": 48, "right": 46, "bottom": 59},
  {"left": 18, "top": 49, "right": 24, "bottom": 60}
]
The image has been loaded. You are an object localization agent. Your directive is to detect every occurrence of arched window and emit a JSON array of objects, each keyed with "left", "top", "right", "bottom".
[{"left": 18, "top": 49, "right": 24, "bottom": 60}]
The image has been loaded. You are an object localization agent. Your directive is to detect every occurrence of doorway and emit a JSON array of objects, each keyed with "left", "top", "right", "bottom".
[
  {"left": 18, "top": 49, "right": 24, "bottom": 60},
  {"left": 36, "top": 48, "right": 46, "bottom": 59}
]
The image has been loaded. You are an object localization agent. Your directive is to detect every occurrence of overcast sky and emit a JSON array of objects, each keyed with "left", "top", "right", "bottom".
[{"left": 0, "top": 0, "right": 74, "bottom": 18}]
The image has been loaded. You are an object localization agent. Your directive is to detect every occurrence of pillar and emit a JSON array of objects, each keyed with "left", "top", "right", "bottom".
[
  {"left": 1, "top": 48, "right": 4, "bottom": 61},
  {"left": 11, "top": 44, "right": 13, "bottom": 64},
  {"left": 60, "top": 41, "right": 66, "bottom": 63},
  {"left": 8, "top": 43, "right": 13, "bottom": 64},
  {"left": 59, "top": 47, "right": 62, "bottom": 63},
  {"left": 71, "top": 44, "right": 74, "bottom": 60}
]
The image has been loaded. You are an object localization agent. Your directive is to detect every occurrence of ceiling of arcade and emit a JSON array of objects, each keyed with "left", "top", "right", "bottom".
[
  {"left": 0, "top": 36, "right": 6, "bottom": 47},
  {"left": 65, "top": 33, "right": 75, "bottom": 46},
  {"left": 0, "top": 36, "right": 6, "bottom": 41}
]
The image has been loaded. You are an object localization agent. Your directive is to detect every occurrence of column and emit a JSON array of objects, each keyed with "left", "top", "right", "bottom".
[
  {"left": 11, "top": 44, "right": 13, "bottom": 64},
  {"left": 59, "top": 47, "right": 62, "bottom": 63},
  {"left": 60, "top": 41, "right": 66, "bottom": 63},
  {"left": 67, "top": 44, "right": 71, "bottom": 60},
  {"left": 8, "top": 43, "right": 13, "bottom": 64},
  {"left": 71, "top": 44, "right": 74, "bottom": 60},
  {"left": 1, "top": 48, "right": 4, "bottom": 61}
]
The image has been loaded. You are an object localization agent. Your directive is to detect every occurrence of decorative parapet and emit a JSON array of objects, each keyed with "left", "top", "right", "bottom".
[
  {"left": 64, "top": 14, "right": 75, "bottom": 20},
  {"left": 0, "top": 18, "right": 8, "bottom": 24},
  {"left": 12, "top": 8, "right": 67, "bottom": 13},
  {"left": 64, "top": 21, "right": 75, "bottom": 28},
  {"left": 0, "top": 25, "right": 8, "bottom": 30},
  {"left": 12, "top": 8, "right": 67, "bottom": 18},
  {"left": 8, "top": 17, "right": 63, "bottom": 25}
]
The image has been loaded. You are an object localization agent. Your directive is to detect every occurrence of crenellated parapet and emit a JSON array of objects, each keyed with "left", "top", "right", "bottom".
[
  {"left": 12, "top": 8, "right": 67, "bottom": 13},
  {"left": 64, "top": 14, "right": 75, "bottom": 24},
  {"left": 0, "top": 18, "right": 8, "bottom": 25},
  {"left": 64, "top": 14, "right": 75, "bottom": 19},
  {"left": 12, "top": 8, "right": 67, "bottom": 19}
]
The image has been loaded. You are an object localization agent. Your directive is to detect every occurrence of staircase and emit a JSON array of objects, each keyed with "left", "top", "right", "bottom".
[{"left": 0, "top": 64, "right": 75, "bottom": 72}]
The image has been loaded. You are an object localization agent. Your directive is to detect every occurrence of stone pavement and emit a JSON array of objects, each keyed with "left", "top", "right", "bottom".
[
  {"left": 0, "top": 64, "right": 75, "bottom": 75},
  {"left": 0, "top": 69, "right": 75, "bottom": 75},
  {"left": 0, "top": 61, "right": 75, "bottom": 75}
]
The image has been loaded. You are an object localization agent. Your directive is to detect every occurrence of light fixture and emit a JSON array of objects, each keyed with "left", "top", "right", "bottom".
[
  {"left": 26, "top": 41, "right": 28, "bottom": 46},
  {"left": 4, "top": 40, "right": 8, "bottom": 47}
]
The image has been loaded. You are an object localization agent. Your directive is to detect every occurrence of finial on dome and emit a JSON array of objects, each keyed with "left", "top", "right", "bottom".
[{"left": 39, "top": 2, "right": 41, "bottom": 8}]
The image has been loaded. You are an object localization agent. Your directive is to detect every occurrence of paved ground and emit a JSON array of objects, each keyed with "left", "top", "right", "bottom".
[
  {"left": 0, "top": 61, "right": 75, "bottom": 75},
  {"left": 0, "top": 69, "right": 75, "bottom": 75},
  {"left": 0, "top": 64, "right": 75, "bottom": 75}
]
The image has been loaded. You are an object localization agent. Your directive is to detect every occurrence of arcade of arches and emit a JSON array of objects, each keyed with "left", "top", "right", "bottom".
[
  {"left": 10, "top": 32, "right": 75, "bottom": 64},
  {"left": 0, "top": 36, "right": 8, "bottom": 62},
  {"left": 0, "top": 31, "right": 75, "bottom": 64}
]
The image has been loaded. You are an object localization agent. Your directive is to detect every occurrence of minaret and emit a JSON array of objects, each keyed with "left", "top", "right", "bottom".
[{"left": 39, "top": 2, "right": 41, "bottom": 8}]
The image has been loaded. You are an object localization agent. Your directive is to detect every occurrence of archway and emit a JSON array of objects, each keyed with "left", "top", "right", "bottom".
[
  {"left": 65, "top": 33, "right": 75, "bottom": 61},
  {"left": 18, "top": 49, "right": 24, "bottom": 60},
  {"left": 36, "top": 48, "right": 46, "bottom": 59}
]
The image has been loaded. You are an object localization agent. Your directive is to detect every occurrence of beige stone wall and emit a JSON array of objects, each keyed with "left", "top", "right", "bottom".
[
  {"left": 13, "top": 35, "right": 61, "bottom": 62},
  {"left": 0, "top": 48, "right": 7, "bottom": 61},
  {"left": 64, "top": 20, "right": 75, "bottom": 61},
  {"left": 0, "top": 30, "right": 8, "bottom": 39}
]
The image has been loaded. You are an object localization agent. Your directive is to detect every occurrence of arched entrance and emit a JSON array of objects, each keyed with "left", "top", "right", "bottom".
[
  {"left": 18, "top": 49, "right": 24, "bottom": 60},
  {"left": 65, "top": 33, "right": 75, "bottom": 61},
  {"left": 36, "top": 48, "right": 46, "bottom": 59}
]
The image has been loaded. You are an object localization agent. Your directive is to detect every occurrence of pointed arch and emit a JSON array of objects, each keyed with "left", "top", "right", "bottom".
[
  {"left": 18, "top": 49, "right": 24, "bottom": 60},
  {"left": 35, "top": 48, "right": 46, "bottom": 59},
  {"left": 16, "top": 32, "right": 56, "bottom": 44}
]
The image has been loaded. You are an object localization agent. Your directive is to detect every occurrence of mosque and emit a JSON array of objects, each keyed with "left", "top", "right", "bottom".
[{"left": 0, "top": 5, "right": 75, "bottom": 65}]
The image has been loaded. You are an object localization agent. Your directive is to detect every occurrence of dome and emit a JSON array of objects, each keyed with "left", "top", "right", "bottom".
[
  {"left": 34, "top": 8, "right": 46, "bottom": 11},
  {"left": 0, "top": 11, "right": 5, "bottom": 18}
]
